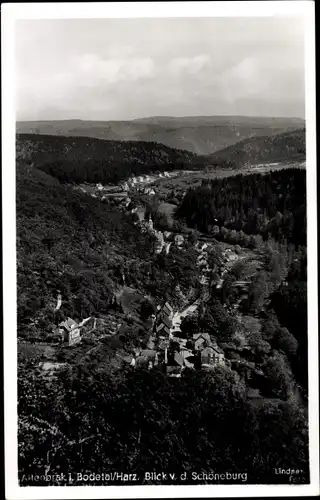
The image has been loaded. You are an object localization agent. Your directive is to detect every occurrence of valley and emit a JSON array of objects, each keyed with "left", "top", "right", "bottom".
[{"left": 16, "top": 126, "right": 308, "bottom": 485}]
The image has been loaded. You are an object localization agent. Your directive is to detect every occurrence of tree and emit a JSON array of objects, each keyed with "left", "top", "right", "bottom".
[
  {"left": 246, "top": 272, "right": 269, "bottom": 314},
  {"left": 270, "top": 282, "right": 307, "bottom": 341},
  {"left": 272, "top": 327, "right": 298, "bottom": 360},
  {"left": 188, "top": 231, "right": 198, "bottom": 246},
  {"left": 180, "top": 315, "right": 199, "bottom": 338},
  {"left": 18, "top": 353, "right": 309, "bottom": 485},
  {"left": 200, "top": 299, "right": 236, "bottom": 342},
  {"left": 131, "top": 212, "right": 140, "bottom": 223},
  {"left": 220, "top": 274, "right": 237, "bottom": 305},
  {"left": 262, "top": 352, "right": 294, "bottom": 399},
  {"left": 140, "top": 299, "right": 156, "bottom": 321}
]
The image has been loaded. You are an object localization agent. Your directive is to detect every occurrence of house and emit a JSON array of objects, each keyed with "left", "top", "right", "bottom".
[
  {"left": 163, "top": 302, "right": 174, "bottom": 319},
  {"left": 200, "top": 345, "right": 225, "bottom": 367},
  {"left": 156, "top": 313, "right": 172, "bottom": 337},
  {"left": 193, "top": 333, "right": 212, "bottom": 350},
  {"left": 53, "top": 318, "right": 81, "bottom": 347},
  {"left": 155, "top": 302, "right": 174, "bottom": 337}
]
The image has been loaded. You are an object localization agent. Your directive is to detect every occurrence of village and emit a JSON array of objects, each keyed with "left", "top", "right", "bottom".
[
  {"left": 35, "top": 237, "right": 266, "bottom": 394},
  {"left": 75, "top": 169, "right": 196, "bottom": 201},
  {"left": 29, "top": 175, "right": 268, "bottom": 391},
  {"left": 128, "top": 300, "right": 227, "bottom": 377}
]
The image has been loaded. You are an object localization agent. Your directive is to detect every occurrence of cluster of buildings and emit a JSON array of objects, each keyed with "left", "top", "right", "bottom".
[
  {"left": 120, "top": 171, "right": 172, "bottom": 193},
  {"left": 121, "top": 178, "right": 157, "bottom": 196},
  {"left": 78, "top": 171, "right": 180, "bottom": 200},
  {"left": 51, "top": 317, "right": 94, "bottom": 346},
  {"left": 130, "top": 302, "right": 227, "bottom": 378},
  {"left": 75, "top": 180, "right": 189, "bottom": 258}
]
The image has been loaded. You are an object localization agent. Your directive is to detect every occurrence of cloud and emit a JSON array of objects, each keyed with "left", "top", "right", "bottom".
[
  {"left": 214, "top": 57, "right": 271, "bottom": 103},
  {"left": 74, "top": 53, "right": 156, "bottom": 85},
  {"left": 15, "top": 18, "right": 305, "bottom": 120},
  {"left": 167, "top": 55, "right": 211, "bottom": 75}
]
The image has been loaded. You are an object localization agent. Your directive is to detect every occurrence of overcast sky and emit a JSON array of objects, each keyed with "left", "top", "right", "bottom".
[{"left": 15, "top": 17, "right": 305, "bottom": 121}]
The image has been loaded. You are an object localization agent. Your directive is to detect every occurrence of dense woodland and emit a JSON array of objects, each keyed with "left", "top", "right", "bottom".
[
  {"left": 17, "top": 134, "right": 195, "bottom": 184},
  {"left": 202, "top": 128, "right": 306, "bottom": 169},
  {"left": 16, "top": 164, "right": 201, "bottom": 339},
  {"left": 18, "top": 360, "right": 309, "bottom": 485},
  {"left": 176, "top": 169, "right": 306, "bottom": 246}
]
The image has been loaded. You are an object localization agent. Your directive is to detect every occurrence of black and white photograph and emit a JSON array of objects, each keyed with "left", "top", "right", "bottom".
[{"left": 3, "top": 1, "right": 318, "bottom": 498}]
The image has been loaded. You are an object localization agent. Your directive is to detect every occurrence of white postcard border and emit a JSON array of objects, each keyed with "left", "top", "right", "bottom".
[{"left": 2, "top": 2, "right": 318, "bottom": 499}]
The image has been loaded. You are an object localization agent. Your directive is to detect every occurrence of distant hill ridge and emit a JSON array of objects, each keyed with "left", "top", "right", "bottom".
[
  {"left": 16, "top": 115, "right": 305, "bottom": 155},
  {"left": 203, "top": 128, "right": 306, "bottom": 168}
]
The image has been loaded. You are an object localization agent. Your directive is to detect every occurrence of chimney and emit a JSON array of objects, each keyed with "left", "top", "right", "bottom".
[{"left": 164, "top": 346, "right": 168, "bottom": 365}]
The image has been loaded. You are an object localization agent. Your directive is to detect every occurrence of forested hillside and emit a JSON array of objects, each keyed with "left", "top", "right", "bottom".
[
  {"left": 176, "top": 168, "right": 306, "bottom": 246},
  {"left": 16, "top": 134, "right": 195, "bottom": 184},
  {"left": 203, "top": 129, "right": 305, "bottom": 169},
  {"left": 16, "top": 164, "right": 200, "bottom": 338}
]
